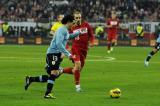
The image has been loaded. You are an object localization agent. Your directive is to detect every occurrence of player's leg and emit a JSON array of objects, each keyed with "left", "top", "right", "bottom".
[
  {"left": 63, "top": 62, "right": 81, "bottom": 91},
  {"left": 74, "top": 51, "right": 87, "bottom": 92},
  {"left": 25, "top": 75, "right": 48, "bottom": 90},
  {"left": 111, "top": 39, "right": 115, "bottom": 51},
  {"left": 73, "top": 60, "right": 81, "bottom": 92},
  {"left": 44, "top": 53, "right": 62, "bottom": 99},
  {"left": 63, "top": 67, "right": 73, "bottom": 74},
  {"left": 145, "top": 43, "right": 159, "bottom": 66},
  {"left": 76, "top": 52, "right": 87, "bottom": 92},
  {"left": 25, "top": 66, "right": 63, "bottom": 91},
  {"left": 111, "top": 34, "right": 117, "bottom": 51},
  {"left": 107, "top": 39, "right": 112, "bottom": 53},
  {"left": 24, "top": 55, "right": 54, "bottom": 90},
  {"left": 107, "top": 32, "right": 113, "bottom": 53},
  {"left": 44, "top": 70, "right": 59, "bottom": 99},
  {"left": 69, "top": 52, "right": 81, "bottom": 92}
]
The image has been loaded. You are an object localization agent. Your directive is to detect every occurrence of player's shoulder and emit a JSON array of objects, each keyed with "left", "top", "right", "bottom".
[
  {"left": 54, "top": 22, "right": 62, "bottom": 27},
  {"left": 53, "top": 22, "right": 59, "bottom": 26},
  {"left": 57, "top": 26, "right": 67, "bottom": 32},
  {"left": 82, "top": 20, "right": 89, "bottom": 25},
  {"left": 82, "top": 21, "right": 91, "bottom": 27}
]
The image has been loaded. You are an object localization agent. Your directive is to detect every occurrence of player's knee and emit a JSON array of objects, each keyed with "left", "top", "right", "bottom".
[
  {"left": 153, "top": 48, "right": 158, "bottom": 53},
  {"left": 50, "top": 70, "right": 60, "bottom": 78},
  {"left": 74, "top": 62, "right": 81, "bottom": 70}
]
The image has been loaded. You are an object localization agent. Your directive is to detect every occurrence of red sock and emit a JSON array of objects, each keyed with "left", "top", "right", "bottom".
[
  {"left": 74, "top": 70, "right": 80, "bottom": 85},
  {"left": 63, "top": 67, "right": 73, "bottom": 74}
]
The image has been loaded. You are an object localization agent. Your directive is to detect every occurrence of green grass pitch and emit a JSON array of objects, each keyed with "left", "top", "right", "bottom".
[{"left": 0, "top": 45, "right": 160, "bottom": 106}]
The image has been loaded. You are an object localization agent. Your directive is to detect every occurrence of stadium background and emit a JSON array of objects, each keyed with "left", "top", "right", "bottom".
[{"left": 0, "top": 0, "right": 160, "bottom": 46}]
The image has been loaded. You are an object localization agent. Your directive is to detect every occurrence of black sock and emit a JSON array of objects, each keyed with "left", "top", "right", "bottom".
[
  {"left": 30, "top": 75, "right": 48, "bottom": 82},
  {"left": 45, "top": 75, "right": 56, "bottom": 95},
  {"left": 146, "top": 51, "right": 155, "bottom": 61},
  {"left": 112, "top": 42, "right": 115, "bottom": 46},
  {"left": 41, "top": 75, "right": 48, "bottom": 82},
  {"left": 107, "top": 42, "right": 111, "bottom": 50}
]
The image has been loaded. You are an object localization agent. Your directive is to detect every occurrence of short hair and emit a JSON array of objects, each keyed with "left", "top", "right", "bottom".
[
  {"left": 61, "top": 15, "right": 74, "bottom": 24},
  {"left": 73, "top": 11, "right": 81, "bottom": 14}
]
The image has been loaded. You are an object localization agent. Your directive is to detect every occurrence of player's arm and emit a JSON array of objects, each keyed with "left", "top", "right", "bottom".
[
  {"left": 50, "top": 23, "right": 57, "bottom": 36},
  {"left": 117, "top": 19, "right": 120, "bottom": 28},
  {"left": 88, "top": 23, "right": 95, "bottom": 46},
  {"left": 56, "top": 29, "right": 71, "bottom": 58},
  {"left": 106, "top": 19, "right": 112, "bottom": 28},
  {"left": 68, "top": 31, "right": 80, "bottom": 39}
]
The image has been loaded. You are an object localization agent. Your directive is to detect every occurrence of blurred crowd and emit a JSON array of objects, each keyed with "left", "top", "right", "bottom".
[
  {"left": 0, "top": 0, "right": 160, "bottom": 38},
  {"left": 0, "top": 0, "right": 160, "bottom": 22}
]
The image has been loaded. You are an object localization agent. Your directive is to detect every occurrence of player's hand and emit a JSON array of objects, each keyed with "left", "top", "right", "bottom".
[
  {"left": 60, "top": 53, "right": 65, "bottom": 59},
  {"left": 69, "top": 55, "right": 75, "bottom": 61},
  {"left": 74, "top": 30, "right": 81, "bottom": 35},
  {"left": 89, "top": 43, "right": 94, "bottom": 47}
]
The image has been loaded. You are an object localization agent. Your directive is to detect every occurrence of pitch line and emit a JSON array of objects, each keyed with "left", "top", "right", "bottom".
[
  {"left": 0, "top": 56, "right": 160, "bottom": 64},
  {"left": 0, "top": 56, "right": 115, "bottom": 62},
  {"left": 87, "top": 55, "right": 116, "bottom": 61}
]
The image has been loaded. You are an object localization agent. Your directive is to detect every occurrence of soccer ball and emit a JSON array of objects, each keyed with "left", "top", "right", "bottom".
[{"left": 109, "top": 88, "right": 121, "bottom": 98}]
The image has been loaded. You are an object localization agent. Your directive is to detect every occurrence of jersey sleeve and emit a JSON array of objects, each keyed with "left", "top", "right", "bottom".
[
  {"left": 51, "top": 23, "right": 57, "bottom": 32},
  {"left": 56, "top": 28, "right": 71, "bottom": 57},
  {"left": 69, "top": 31, "right": 80, "bottom": 39}
]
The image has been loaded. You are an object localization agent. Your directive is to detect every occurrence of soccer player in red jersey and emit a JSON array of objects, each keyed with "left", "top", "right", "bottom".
[
  {"left": 106, "top": 12, "right": 119, "bottom": 53},
  {"left": 63, "top": 11, "right": 94, "bottom": 92}
]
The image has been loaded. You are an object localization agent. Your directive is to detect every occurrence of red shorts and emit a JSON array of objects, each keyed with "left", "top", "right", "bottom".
[
  {"left": 71, "top": 48, "right": 87, "bottom": 68},
  {"left": 107, "top": 32, "right": 117, "bottom": 42}
]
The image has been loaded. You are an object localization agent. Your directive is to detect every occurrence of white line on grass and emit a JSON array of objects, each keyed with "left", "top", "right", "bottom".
[
  {"left": 0, "top": 56, "right": 160, "bottom": 64},
  {"left": 87, "top": 55, "right": 116, "bottom": 61}
]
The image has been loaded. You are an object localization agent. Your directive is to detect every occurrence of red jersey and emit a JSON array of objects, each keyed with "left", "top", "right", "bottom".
[
  {"left": 71, "top": 21, "right": 94, "bottom": 50},
  {"left": 106, "top": 18, "right": 119, "bottom": 34}
]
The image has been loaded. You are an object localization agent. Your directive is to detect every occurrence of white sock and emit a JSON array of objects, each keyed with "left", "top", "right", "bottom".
[{"left": 76, "top": 85, "right": 80, "bottom": 89}]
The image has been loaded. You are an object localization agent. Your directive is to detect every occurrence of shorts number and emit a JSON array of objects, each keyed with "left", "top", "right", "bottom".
[{"left": 52, "top": 56, "right": 58, "bottom": 65}]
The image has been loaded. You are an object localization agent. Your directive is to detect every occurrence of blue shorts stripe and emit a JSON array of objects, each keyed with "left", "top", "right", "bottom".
[
  {"left": 39, "top": 76, "right": 43, "bottom": 82},
  {"left": 47, "top": 80, "right": 54, "bottom": 84}
]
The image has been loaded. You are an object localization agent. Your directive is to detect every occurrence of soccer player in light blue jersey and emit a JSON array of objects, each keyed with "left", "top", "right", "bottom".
[
  {"left": 145, "top": 34, "right": 160, "bottom": 66},
  {"left": 25, "top": 15, "right": 80, "bottom": 99}
]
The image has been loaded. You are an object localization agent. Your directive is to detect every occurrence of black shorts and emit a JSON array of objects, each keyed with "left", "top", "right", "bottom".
[
  {"left": 45, "top": 53, "right": 63, "bottom": 75},
  {"left": 155, "top": 42, "right": 160, "bottom": 50}
]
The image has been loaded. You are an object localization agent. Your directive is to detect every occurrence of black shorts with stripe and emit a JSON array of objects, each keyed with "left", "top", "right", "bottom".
[{"left": 45, "top": 53, "right": 63, "bottom": 75}]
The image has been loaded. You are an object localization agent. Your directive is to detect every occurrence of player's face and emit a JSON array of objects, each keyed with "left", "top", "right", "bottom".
[
  {"left": 68, "top": 21, "right": 75, "bottom": 29},
  {"left": 74, "top": 13, "right": 82, "bottom": 25},
  {"left": 111, "top": 14, "right": 116, "bottom": 19},
  {"left": 58, "top": 15, "right": 64, "bottom": 22}
]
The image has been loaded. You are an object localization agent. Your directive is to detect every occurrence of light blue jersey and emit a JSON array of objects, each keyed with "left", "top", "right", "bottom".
[
  {"left": 156, "top": 34, "right": 160, "bottom": 43},
  {"left": 47, "top": 26, "right": 79, "bottom": 57}
]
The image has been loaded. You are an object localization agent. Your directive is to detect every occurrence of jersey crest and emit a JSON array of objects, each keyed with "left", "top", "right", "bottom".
[{"left": 110, "top": 21, "right": 118, "bottom": 25}]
